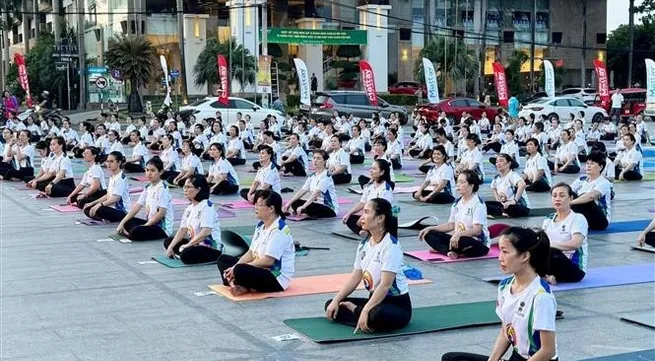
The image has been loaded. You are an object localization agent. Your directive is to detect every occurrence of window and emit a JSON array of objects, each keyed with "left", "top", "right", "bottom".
[
  {"left": 552, "top": 32, "right": 562, "bottom": 44},
  {"left": 451, "top": 99, "right": 468, "bottom": 107},
  {"left": 561, "top": 89, "right": 581, "bottom": 95},
  {"left": 503, "top": 31, "right": 514, "bottom": 43},
  {"left": 330, "top": 94, "right": 347, "bottom": 104},
  {"left": 210, "top": 101, "right": 227, "bottom": 109},
  {"left": 553, "top": 99, "right": 569, "bottom": 107},
  {"left": 189, "top": 98, "right": 209, "bottom": 107},
  {"left": 233, "top": 99, "right": 254, "bottom": 109},
  {"left": 568, "top": 99, "right": 585, "bottom": 107},
  {"left": 346, "top": 95, "right": 369, "bottom": 106},
  {"left": 467, "top": 99, "right": 483, "bottom": 107},
  {"left": 596, "top": 33, "right": 607, "bottom": 45}
]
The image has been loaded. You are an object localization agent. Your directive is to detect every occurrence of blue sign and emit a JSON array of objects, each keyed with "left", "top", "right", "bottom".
[
  {"left": 170, "top": 70, "right": 180, "bottom": 78},
  {"left": 110, "top": 68, "right": 122, "bottom": 80},
  {"left": 87, "top": 66, "right": 108, "bottom": 74}
]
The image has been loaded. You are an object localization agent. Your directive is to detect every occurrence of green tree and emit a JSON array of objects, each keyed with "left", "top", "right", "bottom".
[
  {"left": 607, "top": 22, "right": 655, "bottom": 87},
  {"left": 192, "top": 38, "right": 256, "bottom": 94},
  {"left": 505, "top": 51, "right": 529, "bottom": 97},
  {"left": 636, "top": 0, "right": 655, "bottom": 24},
  {"left": 25, "top": 32, "right": 65, "bottom": 101},
  {"left": 5, "top": 63, "right": 21, "bottom": 97},
  {"left": 538, "top": 62, "right": 567, "bottom": 90},
  {"left": 105, "top": 34, "right": 158, "bottom": 113},
  {"left": 413, "top": 37, "right": 478, "bottom": 96}
]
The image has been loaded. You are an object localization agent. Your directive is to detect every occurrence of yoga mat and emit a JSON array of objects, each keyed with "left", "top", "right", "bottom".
[
  {"left": 631, "top": 245, "right": 655, "bottom": 254},
  {"left": 207, "top": 273, "right": 432, "bottom": 302},
  {"left": 171, "top": 198, "right": 190, "bottom": 206},
  {"left": 108, "top": 233, "right": 131, "bottom": 243},
  {"left": 394, "top": 186, "right": 421, "bottom": 194},
  {"left": 50, "top": 204, "right": 80, "bottom": 213},
  {"left": 620, "top": 311, "right": 655, "bottom": 330},
  {"left": 151, "top": 255, "right": 215, "bottom": 268},
  {"left": 398, "top": 216, "right": 440, "bottom": 230},
  {"left": 643, "top": 149, "right": 655, "bottom": 157},
  {"left": 576, "top": 349, "right": 655, "bottom": 361},
  {"left": 221, "top": 200, "right": 255, "bottom": 209},
  {"left": 77, "top": 219, "right": 108, "bottom": 226},
  {"left": 405, "top": 245, "right": 500, "bottom": 263},
  {"left": 486, "top": 207, "right": 555, "bottom": 219},
  {"left": 347, "top": 187, "right": 363, "bottom": 195},
  {"left": 216, "top": 208, "right": 237, "bottom": 218},
  {"left": 331, "top": 230, "right": 362, "bottom": 241},
  {"left": 615, "top": 173, "right": 655, "bottom": 182},
  {"left": 283, "top": 300, "right": 499, "bottom": 343},
  {"left": 223, "top": 225, "right": 255, "bottom": 236},
  {"left": 129, "top": 176, "right": 149, "bottom": 182},
  {"left": 483, "top": 263, "right": 655, "bottom": 291},
  {"left": 590, "top": 220, "right": 651, "bottom": 234},
  {"left": 394, "top": 174, "right": 415, "bottom": 183},
  {"left": 128, "top": 187, "right": 143, "bottom": 194}
]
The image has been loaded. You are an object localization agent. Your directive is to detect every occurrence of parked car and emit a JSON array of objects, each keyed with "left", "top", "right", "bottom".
[
  {"left": 592, "top": 88, "right": 647, "bottom": 121},
  {"left": 179, "top": 96, "right": 285, "bottom": 128},
  {"left": 389, "top": 81, "right": 427, "bottom": 97},
  {"left": 300, "top": 91, "right": 409, "bottom": 124},
  {"left": 519, "top": 91, "right": 561, "bottom": 106},
  {"left": 560, "top": 87, "right": 597, "bottom": 103},
  {"left": 416, "top": 97, "right": 499, "bottom": 125},
  {"left": 518, "top": 96, "right": 607, "bottom": 124}
]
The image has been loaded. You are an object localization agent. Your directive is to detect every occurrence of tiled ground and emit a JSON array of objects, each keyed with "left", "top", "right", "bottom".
[{"left": 1, "top": 122, "right": 654, "bottom": 361}]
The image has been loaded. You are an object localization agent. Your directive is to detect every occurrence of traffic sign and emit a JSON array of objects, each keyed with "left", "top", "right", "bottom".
[
  {"left": 95, "top": 77, "right": 108, "bottom": 89},
  {"left": 170, "top": 70, "right": 180, "bottom": 78},
  {"left": 110, "top": 69, "right": 122, "bottom": 80}
]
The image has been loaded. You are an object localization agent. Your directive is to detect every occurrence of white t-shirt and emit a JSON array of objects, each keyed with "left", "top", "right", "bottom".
[
  {"left": 48, "top": 154, "right": 74, "bottom": 178},
  {"left": 571, "top": 175, "right": 612, "bottom": 223},
  {"left": 360, "top": 181, "right": 396, "bottom": 210},
  {"left": 460, "top": 147, "right": 486, "bottom": 181},
  {"left": 81, "top": 164, "right": 107, "bottom": 189},
  {"left": 611, "top": 92, "right": 624, "bottom": 108},
  {"left": 14, "top": 144, "right": 35, "bottom": 168},
  {"left": 532, "top": 132, "right": 549, "bottom": 153},
  {"left": 40, "top": 154, "right": 53, "bottom": 173},
  {"left": 426, "top": 163, "right": 455, "bottom": 196},
  {"left": 228, "top": 138, "right": 246, "bottom": 159},
  {"left": 500, "top": 141, "right": 520, "bottom": 164},
  {"left": 542, "top": 211, "right": 589, "bottom": 272},
  {"left": 94, "top": 135, "right": 111, "bottom": 154},
  {"left": 524, "top": 153, "right": 552, "bottom": 186},
  {"left": 283, "top": 146, "right": 308, "bottom": 171},
  {"left": 109, "top": 122, "right": 121, "bottom": 133},
  {"left": 107, "top": 171, "right": 132, "bottom": 213},
  {"left": 617, "top": 147, "right": 643, "bottom": 174},
  {"left": 255, "top": 162, "right": 281, "bottom": 193},
  {"left": 209, "top": 132, "right": 227, "bottom": 148},
  {"left": 208, "top": 158, "right": 240, "bottom": 186},
  {"left": 347, "top": 136, "right": 365, "bottom": 155},
  {"left": 327, "top": 148, "right": 351, "bottom": 174},
  {"left": 602, "top": 123, "right": 616, "bottom": 134},
  {"left": 555, "top": 141, "right": 580, "bottom": 167},
  {"left": 136, "top": 181, "right": 175, "bottom": 236},
  {"left": 79, "top": 132, "right": 94, "bottom": 148},
  {"left": 108, "top": 141, "right": 124, "bottom": 155},
  {"left": 602, "top": 157, "right": 616, "bottom": 181},
  {"left": 386, "top": 139, "right": 404, "bottom": 165},
  {"left": 249, "top": 218, "right": 295, "bottom": 289},
  {"left": 496, "top": 276, "right": 558, "bottom": 359},
  {"left": 354, "top": 233, "right": 409, "bottom": 296},
  {"left": 439, "top": 140, "right": 455, "bottom": 159},
  {"left": 448, "top": 195, "right": 490, "bottom": 246},
  {"left": 179, "top": 199, "right": 222, "bottom": 250},
  {"left": 416, "top": 133, "right": 434, "bottom": 151},
  {"left": 160, "top": 147, "right": 180, "bottom": 171},
  {"left": 124, "top": 124, "right": 136, "bottom": 136},
  {"left": 301, "top": 170, "right": 339, "bottom": 213},
  {"left": 491, "top": 171, "right": 530, "bottom": 208},
  {"left": 181, "top": 153, "right": 204, "bottom": 174},
  {"left": 132, "top": 143, "right": 150, "bottom": 168},
  {"left": 62, "top": 129, "right": 80, "bottom": 144}
]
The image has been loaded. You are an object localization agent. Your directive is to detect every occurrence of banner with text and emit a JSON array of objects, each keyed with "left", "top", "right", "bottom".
[
  {"left": 646, "top": 58, "right": 655, "bottom": 115},
  {"left": 544, "top": 60, "right": 555, "bottom": 98},
  {"left": 492, "top": 62, "right": 509, "bottom": 107},
  {"left": 160, "top": 55, "right": 172, "bottom": 107},
  {"left": 293, "top": 58, "right": 311, "bottom": 107},
  {"left": 14, "top": 54, "right": 32, "bottom": 107},
  {"left": 359, "top": 60, "right": 378, "bottom": 107},
  {"left": 422, "top": 58, "right": 440, "bottom": 104},
  {"left": 266, "top": 28, "right": 367, "bottom": 45},
  {"left": 217, "top": 55, "right": 229, "bottom": 105},
  {"left": 593, "top": 59, "right": 610, "bottom": 109}
]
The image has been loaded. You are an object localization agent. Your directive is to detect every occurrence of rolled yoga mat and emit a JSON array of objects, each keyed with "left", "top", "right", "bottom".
[
  {"left": 631, "top": 245, "right": 655, "bottom": 253},
  {"left": 283, "top": 300, "right": 500, "bottom": 343},
  {"left": 590, "top": 219, "right": 651, "bottom": 234}
]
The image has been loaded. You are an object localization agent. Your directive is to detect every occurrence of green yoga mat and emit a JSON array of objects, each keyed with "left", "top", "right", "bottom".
[
  {"left": 284, "top": 300, "right": 499, "bottom": 343},
  {"left": 151, "top": 255, "right": 215, "bottom": 268},
  {"left": 394, "top": 174, "right": 415, "bottom": 183}
]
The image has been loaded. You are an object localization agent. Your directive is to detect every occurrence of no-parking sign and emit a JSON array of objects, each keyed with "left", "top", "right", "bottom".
[{"left": 95, "top": 77, "right": 108, "bottom": 89}]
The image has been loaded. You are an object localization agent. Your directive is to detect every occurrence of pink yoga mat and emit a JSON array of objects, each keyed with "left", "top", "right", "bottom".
[
  {"left": 171, "top": 198, "right": 190, "bottom": 206},
  {"left": 130, "top": 176, "right": 149, "bottom": 182},
  {"left": 50, "top": 204, "right": 80, "bottom": 213},
  {"left": 128, "top": 187, "right": 143, "bottom": 194},
  {"left": 404, "top": 245, "right": 500, "bottom": 263},
  {"left": 221, "top": 200, "right": 256, "bottom": 209},
  {"left": 216, "top": 208, "right": 236, "bottom": 218}
]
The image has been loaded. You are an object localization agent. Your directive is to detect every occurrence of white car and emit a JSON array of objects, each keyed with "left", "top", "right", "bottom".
[
  {"left": 179, "top": 97, "right": 284, "bottom": 128},
  {"left": 518, "top": 96, "right": 608, "bottom": 124},
  {"left": 560, "top": 88, "right": 597, "bottom": 103}
]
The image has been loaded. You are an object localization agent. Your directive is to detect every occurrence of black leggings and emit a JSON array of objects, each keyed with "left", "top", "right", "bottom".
[
  {"left": 1, "top": 166, "right": 34, "bottom": 181},
  {"left": 615, "top": 165, "right": 643, "bottom": 181},
  {"left": 227, "top": 157, "right": 247, "bottom": 166},
  {"left": 163, "top": 237, "right": 222, "bottom": 264},
  {"left": 390, "top": 158, "right": 402, "bottom": 170},
  {"left": 122, "top": 217, "right": 169, "bottom": 241},
  {"left": 216, "top": 254, "right": 284, "bottom": 292},
  {"left": 210, "top": 180, "right": 239, "bottom": 195},
  {"left": 161, "top": 170, "right": 177, "bottom": 182},
  {"left": 357, "top": 175, "right": 395, "bottom": 190},
  {"left": 417, "top": 190, "right": 455, "bottom": 204},
  {"left": 239, "top": 188, "right": 254, "bottom": 201},
  {"left": 280, "top": 158, "right": 307, "bottom": 177},
  {"left": 350, "top": 154, "right": 365, "bottom": 164},
  {"left": 442, "top": 351, "right": 530, "bottom": 361},
  {"left": 124, "top": 162, "right": 145, "bottom": 173},
  {"left": 571, "top": 200, "right": 609, "bottom": 230},
  {"left": 72, "top": 189, "right": 107, "bottom": 209},
  {"left": 73, "top": 148, "right": 85, "bottom": 158},
  {"left": 39, "top": 178, "right": 76, "bottom": 198},
  {"left": 424, "top": 231, "right": 489, "bottom": 257},
  {"left": 547, "top": 160, "right": 580, "bottom": 174},
  {"left": 83, "top": 205, "right": 126, "bottom": 223},
  {"left": 332, "top": 173, "right": 352, "bottom": 185},
  {"left": 164, "top": 172, "right": 182, "bottom": 186},
  {"left": 409, "top": 148, "right": 429, "bottom": 158},
  {"left": 34, "top": 176, "right": 55, "bottom": 192},
  {"left": 645, "top": 232, "right": 655, "bottom": 247},
  {"left": 418, "top": 164, "right": 432, "bottom": 174},
  {"left": 482, "top": 141, "right": 502, "bottom": 153},
  {"left": 548, "top": 248, "right": 586, "bottom": 283},
  {"left": 324, "top": 293, "right": 412, "bottom": 332},
  {"left": 485, "top": 200, "right": 530, "bottom": 218},
  {"left": 289, "top": 199, "right": 336, "bottom": 218},
  {"left": 525, "top": 176, "right": 551, "bottom": 192}
]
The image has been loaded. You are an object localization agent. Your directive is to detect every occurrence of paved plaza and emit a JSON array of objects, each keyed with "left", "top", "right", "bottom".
[{"left": 1, "top": 123, "right": 654, "bottom": 361}]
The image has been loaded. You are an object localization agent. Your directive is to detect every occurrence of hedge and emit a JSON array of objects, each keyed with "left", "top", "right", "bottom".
[{"left": 379, "top": 94, "right": 418, "bottom": 106}]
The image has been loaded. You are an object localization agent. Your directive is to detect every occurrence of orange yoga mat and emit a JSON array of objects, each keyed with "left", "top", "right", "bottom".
[{"left": 207, "top": 273, "right": 433, "bottom": 302}]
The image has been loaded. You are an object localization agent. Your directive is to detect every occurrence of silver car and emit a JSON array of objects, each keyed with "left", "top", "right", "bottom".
[{"left": 300, "top": 91, "right": 409, "bottom": 124}]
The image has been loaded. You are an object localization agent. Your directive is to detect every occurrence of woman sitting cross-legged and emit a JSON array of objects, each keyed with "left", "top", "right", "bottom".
[
  {"left": 542, "top": 182, "right": 589, "bottom": 284},
  {"left": 116, "top": 157, "right": 175, "bottom": 241},
  {"left": 66, "top": 146, "right": 107, "bottom": 208},
  {"left": 570, "top": 151, "right": 612, "bottom": 230},
  {"left": 124, "top": 130, "right": 150, "bottom": 173},
  {"left": 35, "top": 136, "right": 76, "bottom": 198},
  {"left": 325, "top": 198, "right": 411, "bottom": 334},
  {"left": 412, "top": 146, "right": 455, "bottom": 204},
  {"left": 418, "top": 170, "right": 490, "bottom": 259},
  {"left": 326, "top": 135, "right": 353, "bottom": 185},
  {"left": 441, "top": 227, "right": 557, "bottom": 361},
  {"left": 163, "top": 175, "right": 224, "bottom": 264},
  {"left": 167, "top": 139, "right": 204, "bottom": 187},
  {"left": 279, "top": 133, "right": 309, "bottom": 177},
  {"left": 614, "top": 133, "right": 643, "bottom": 181},
  {"left": 282, "top": 150, "right": 339, "bottom": 218},
  {"left": 207, "top": 143, "right": 240, "bottom": 195},
  {"left": 485, "top": 153, "right": 531, "bottom": 218},
  {"left": 550, "top": 129, "right": 581, "bottom": 174},
  {"left": 239, "top": 145, "right": 281, "bottom": 203},
  {"left": 522, "top": 138, "right": 552, "bottom": 192},
  {"left": 217, "top": 190, "right": 296, "bottom": 296},
  {"left": 83, "top": 151, "right": 132, "bottom": 223}
]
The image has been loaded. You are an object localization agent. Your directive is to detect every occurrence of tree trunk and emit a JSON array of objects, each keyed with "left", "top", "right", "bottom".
[{"left": 128, "top": 79, "right": 143, "bottom": 114}]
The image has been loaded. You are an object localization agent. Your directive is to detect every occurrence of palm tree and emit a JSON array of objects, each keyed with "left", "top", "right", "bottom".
[
  {"left": 506, "top": 50, "right": 529, "bottom": 96},
  {"left": 193, "top": 38, "right": 256, "bottom": 94},
  {"left": 413, "top": 37, "right": 477, "bottom": 96},
  {"left": 0, "top": 0, "right": 22, "bottom": 90},
  {"left": 105, "top": 34, "right": 157, "bottom": 114}
]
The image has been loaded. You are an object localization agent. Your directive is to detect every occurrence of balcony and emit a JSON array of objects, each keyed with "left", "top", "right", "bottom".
[{"left": 39, "top": 0, "right": 53, "bottom": 12}]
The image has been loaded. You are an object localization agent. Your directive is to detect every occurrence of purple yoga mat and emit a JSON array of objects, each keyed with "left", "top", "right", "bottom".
[
  {"left": 405, "top": 245, "right": 500, "bottom": 263},
  {"left": 649, "top": 208, "right": 655, "bottom": 213},
  {"left": 216, "top": 208, "right": 236, "bottom": 218},
  {"left": 171, "top": 198, "right": 190, "bottom": 206},
  {"left": 221, "top": 200, "right": 255, "bottom": 209},
  {"left": 550, "top": 263, "right": 655, "bottom": 291}
]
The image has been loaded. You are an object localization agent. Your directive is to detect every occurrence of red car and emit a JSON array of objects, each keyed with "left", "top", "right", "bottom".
[
  {"left": 592, "top": 88, "right": 647, "bottom": 120},
  {"left": 416, "top": 97, "right": 499, "bottom": 125},
  {"left": 389, "top": 81, "right": 427, "bottom": 97}
]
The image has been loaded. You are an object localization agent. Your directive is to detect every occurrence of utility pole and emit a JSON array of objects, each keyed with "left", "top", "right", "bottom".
[
  {"left": 529, "top": 0, "right": 536, "bottom": 93},
  {"left": 77, "top": 0, "right": 86, "bottom": 109},
  {"left": 261, "top": 0, "right": 268, "bottom": 107},
  {"left": 22, "top": 1, "right": 30, "bottom": 54},
  {"left": 580, "top": 0, "right": 587, "bottom": 87},
  {"left": 444, "top": 0, "right": 448, "bottom": 96},
  {"left": 53, "top": 0, "right": 61, "bottom": 42},
  {"left": 33, "top": 0, "right": 39, "bottom": 42},
  {"left": 176, "top": 0, "right": 188, "bottom": 105},
  {"left": 0, "top": 12, "right": 7, "bottom": 92},
  {"left": 627, "top": 0, "right": 635, "bottom": 87},
  {"left": 474, "top": 0, "right": 483, "bottom": 99}
]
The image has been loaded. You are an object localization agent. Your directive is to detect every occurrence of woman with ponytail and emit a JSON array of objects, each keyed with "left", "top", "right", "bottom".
[
  {"left": 66, "top": 146, "right": 107, "bottom": 208},
  {"left": 84, "top": 151, "right": 132, "bottom": 223}
]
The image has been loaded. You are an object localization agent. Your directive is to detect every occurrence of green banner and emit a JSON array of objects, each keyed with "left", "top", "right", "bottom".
[{"left": 266, "top": 28, "right": 367, "bottom": 45}]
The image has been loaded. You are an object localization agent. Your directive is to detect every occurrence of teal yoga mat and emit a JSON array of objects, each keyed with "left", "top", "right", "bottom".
[
  {"left": 577, "top": 349, "right": 655, "bottom": 361},
  {"left": 283, "top": 300, "right": 499, "bottom": 343},
  {"left": 151, "top": 255, "right": 215, "bottom": 268}
]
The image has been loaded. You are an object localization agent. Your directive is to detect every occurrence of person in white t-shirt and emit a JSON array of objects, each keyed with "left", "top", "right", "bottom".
[
  {"left": 38, "top": 137, "right": 76, "bottom": 197},
  {"left": 83, "top": 151, "right": 133, "bottom": 223},
  {"left": 455, "top": 134, "right": 485, "bottom": 183},
  {"left": 205, "top": 143, "right": 240, "bottom": 195},
  {"left": 600, "top": 117, "right": 617, "bottom": 140},
  {"left": 107, "top": 130, "right": 124, "bottom": 158},
  {"left": 25, "top": 141, "right": 51, "bottom": 187},
  {"left": 408, "top": 123, "right": 433, "bottom": 158},
  {"left": 522, "top": 138, "right": 552, "bottom": 192},
  {"left": 326, "top": 135, "right": 353, "bottom": 185},
  {"left": 240, "top": 145, "right": 281, "bottom": 203},
  {"left": 482, "top": 123, "right": 504, "bottom": 154},
  {"left": 486, "top": 153, "right": 531, "bottom": 218},
  {"left": 570, "top": 152, "right": 612, "bottom": 230},
  {"left": 116, "top": 156, "right": 175, "bottom": 241},
  {"left": 158, "top": 134, "right": 180, "bottom": 181},
  {"left": 326, "top": 198, "right": 411, "bottom": 333},
  {"left": 551, "top": 129, "right": 580, "bottom": 174},
  {"left": 168, "top": 140, "right": 204, "bottom": 187},
  {"left": 218, "top": 190, "right": 295, "bottom": 295},
  {"left": 73, "top": 122, "right": 95, "bottom": 158},
  {"left": 163, "top": 175, "right": 223, "bottom": 264},
  {"left": 283, "top": 150, "right": 338, "bottom": 218},
  {"left": 609, "top": 89, "right": 624, "bottom": 121},
  {"left": 614, "top": 133, "right": 643, "bottom": 181},
  {"left": 441, "top": 227, "right": 558, "bottom": 361},
  {"left": 357, "top": 138, "right": 397, "bottom": 187},
  {"left": 0, "top": 130, "right": 35, "bottom": 182},
  {"left": 66, "top": 147, "right": 107, "bottom": 208},
  {"left": 413, "top": 146, "right": 455, "bottom": 204},
  {"left": 489, "top": 129, "right": 520, "bottom": 166},
  {"left": 121, "top": 116, "right": 136, "bottom": 144},
  {"left": 226, "top": 125, "right": 247, "bottom": 166},
  {"left": 280, "top": 133, "right": 308, "bottom": 177},
  {"left": 60, "top": 118, "right": 80, "bottom": 151},
  {"left": 385, "top": 128, "right": 403, "bottom": 170},
  {"left": 542, "top": 182, "right": 589, "bottom": 284},
  {"left": 419, "top": 170, "right": 490, "bottom": 259},
  {"left": 124, "top": 130, "right": 150, "bottom": 173}
]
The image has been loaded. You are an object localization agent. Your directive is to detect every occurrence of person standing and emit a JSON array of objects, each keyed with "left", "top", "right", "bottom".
[
  {"left": 310, "top": 73, "right": 318, "bottom": 95},
  {"left": 508, "top": 96, "right": 519, "bottom": 120},
  {"left": 609, "top": 89, "right": 624, "bottom": 123}
]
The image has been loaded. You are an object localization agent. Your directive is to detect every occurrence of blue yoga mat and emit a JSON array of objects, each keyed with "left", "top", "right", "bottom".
[
  {"left": 590, "top": 220, "right": 651, "bottom": 234},
  {"left": 644, "top": 161, "right": 655, "bottom": 168},
  {"left": 550, "top": 263, "right": 654, "bottom": 292},
  {"left": 577, "top": 349, "right": 655, "bottom": 361},
  {"left": 642, "top": 149, "right": 655, "bottom": 157}
]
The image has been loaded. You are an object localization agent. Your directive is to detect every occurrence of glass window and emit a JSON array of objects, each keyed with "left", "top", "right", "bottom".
[
  {"left": 553, "top": 99, "right": 569, "bottom": 107},
  {"left": 561, "top": 89, "right": 581, "bottom": 95},
  {"left": 233, "top": 99, "right": 254, "bottom": 109},
  {"left": 467, "top": 99, "right": 483, "bottom": 107},
  {"left": 189, "top": 98, "right": 209, "bottom": 107},
  {"left": 210, "top": 101, "right": 226, "bottom": 109},
  {"left": 568, "top": 99, "right": 585, "bottom": 107},
  {"left": 331, "top": 94, "right": 347, "bottom": 104},
  {"left": 451, "top": 99, "right": 468, "bottom": 107},
  {"left": 346, "top": 95, "right": 369, "bottom": 106}
]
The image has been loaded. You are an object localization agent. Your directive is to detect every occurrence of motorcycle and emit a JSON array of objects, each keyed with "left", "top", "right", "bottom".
[{"left": 17, "top": 105, "right": 62, "bottom": 123}]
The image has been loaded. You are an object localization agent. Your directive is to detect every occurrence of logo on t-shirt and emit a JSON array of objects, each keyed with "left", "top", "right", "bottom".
[
  {"left": 362, "top": 270, "right": 374, "bottom": 291},
  {"left": 516, "top": 301, "right": 526, "bottom": 317},
  {"left": 505, "top": 324, "right": 517, "bottom": 345}
]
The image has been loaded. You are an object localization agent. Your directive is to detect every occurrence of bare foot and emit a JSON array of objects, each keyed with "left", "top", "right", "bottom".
[
  {"left": 339, "top": 301, "right": 356, "bottom": 312},
  {"left": 544, "top": 275, "right": 557, "bottom": 285},
  {"left": 229, "top": 285, "right": 249, "bottom": 296},
  {"left": 428, "top": 248, "right": 440, "bottom": 254},
  {"left": 447, "top": 251, "right": 459, "bottom": 260}
]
